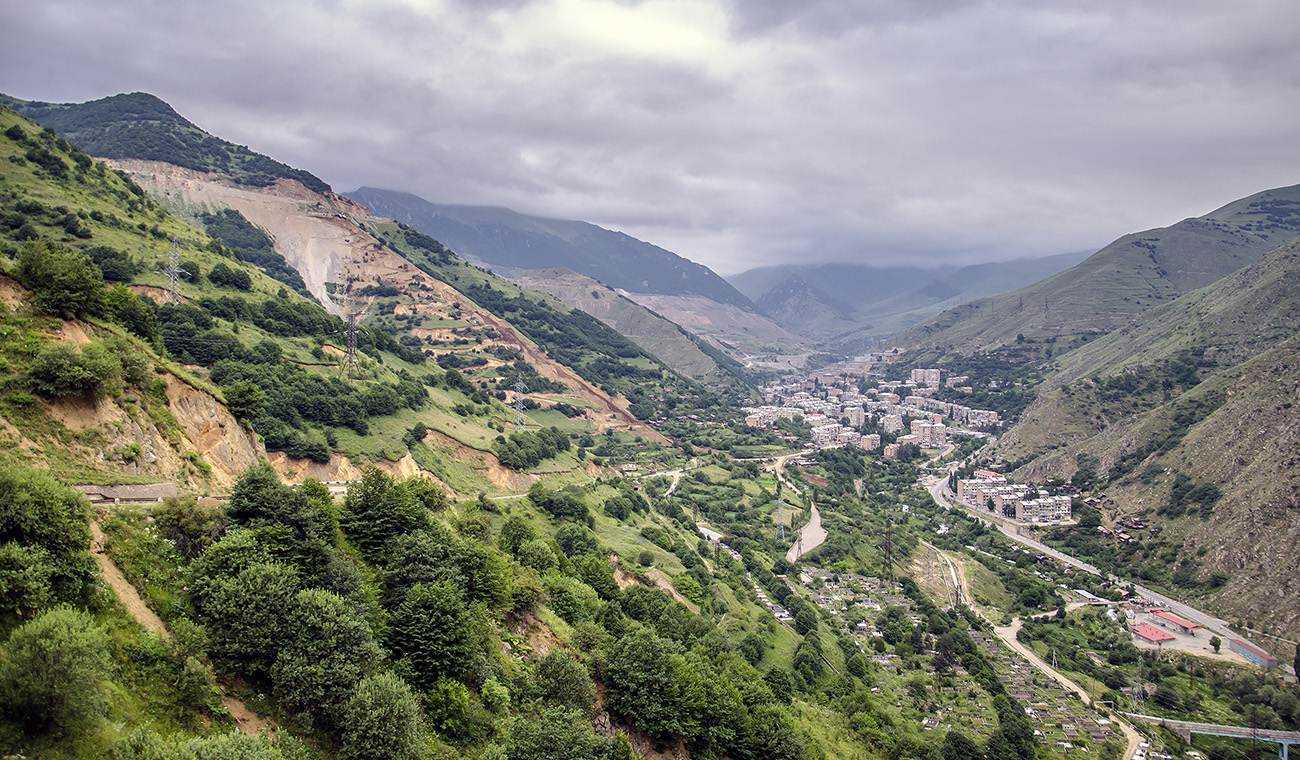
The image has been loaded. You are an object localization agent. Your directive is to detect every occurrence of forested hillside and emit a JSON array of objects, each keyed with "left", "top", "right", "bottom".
[{"left": 3, "top": 92, "right": 330, "bottom": 193}]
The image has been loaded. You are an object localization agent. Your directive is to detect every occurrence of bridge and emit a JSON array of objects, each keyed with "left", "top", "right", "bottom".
[{"left": 1126, "top": 713, "right": 1300, "bottom": 759}]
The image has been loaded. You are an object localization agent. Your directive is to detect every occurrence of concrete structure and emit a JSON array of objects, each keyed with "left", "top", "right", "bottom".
[
  {"left": 1230, "top": 639, "right": 1279, "bottom": 670},
  {"left": 1133, "top": 624, "right": 1175, "bottom": 644},
  {"left": 881, "top": 414, "right": 904, "bottom": 433},
  {"left": 1150, "top": 610, "right": 1200, "bottom": 636}
]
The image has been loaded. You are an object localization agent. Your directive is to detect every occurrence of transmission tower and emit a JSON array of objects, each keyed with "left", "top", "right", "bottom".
[
  {"left": 512, "top": 378, "right": 528, "bottom": 430},
  {"left": 157, "top": 235, "right": 184, "bottom": 303},
  {"left": 333, "top": 287, "right": 365, "bottom": 376}
]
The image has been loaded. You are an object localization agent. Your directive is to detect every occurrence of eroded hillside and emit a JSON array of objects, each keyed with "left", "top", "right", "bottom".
[{"left": 112, "top": 159, "right": 667, "bottom": 446}]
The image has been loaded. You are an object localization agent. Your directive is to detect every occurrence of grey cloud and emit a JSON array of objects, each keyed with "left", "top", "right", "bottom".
[{"left": 3, "top": 0, "right": 1300, "bottom": 277}]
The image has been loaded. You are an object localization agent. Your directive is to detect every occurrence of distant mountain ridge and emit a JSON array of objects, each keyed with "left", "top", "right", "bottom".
[
  {"left": 730, "top": 251, "right": 1090, "bottom": 345},
  {"left": 900, "top": 184, "right": 1300, "bottom": 359},
  {"left": 2, "top": 91, "right": 331, "bottom": 193},
  {"left": 344, "top": 187, "right": 756, "bottom": 311}
]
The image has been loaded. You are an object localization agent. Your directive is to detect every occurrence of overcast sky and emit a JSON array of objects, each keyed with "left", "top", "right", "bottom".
[{"left": 3, "top": 0, "right": 1300, "bottom": 275}]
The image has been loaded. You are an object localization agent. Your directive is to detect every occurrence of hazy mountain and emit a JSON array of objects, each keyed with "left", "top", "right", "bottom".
[
  {"left": 344, "top": 187, "right": 756, "bottom": 311},
  {"left": 730, "top": 251, "right": 1090, "bottom": 343},
  {"left": 900, "top": 184, "right": 1300, "bottom": 360},
  {"left": 512, "top": 268, "right": 751, "bottom": 390}
]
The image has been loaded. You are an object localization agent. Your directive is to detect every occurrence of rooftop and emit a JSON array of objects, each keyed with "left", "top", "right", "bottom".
[
  {"left": 1132, "top": 624, "right": 1175, "bottom": 643},
  {"left": 1151, "top": 610, "right": 1199, "bottom": 630}
]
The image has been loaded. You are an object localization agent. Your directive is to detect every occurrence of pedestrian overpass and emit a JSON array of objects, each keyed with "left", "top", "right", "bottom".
[{"left": 1126, "top": 713, "right": 1300, "bottom": 759}]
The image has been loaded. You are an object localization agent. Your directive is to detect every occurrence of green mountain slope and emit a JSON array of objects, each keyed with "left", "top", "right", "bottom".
[
  {"left": 901, "top": 185, "right": 1300, "bottom": 359},
  {"left": 2, "top": 92, "right": 330, "bottom": 193},
  {"left": 345, "top": 186, "right": 757, "bottom": 311},
  {"left": 513, "top": 267, "right": 753, "bottom": 390},
  {"left": 991, "top": 239, "right": 1300, "bottom": 637}
]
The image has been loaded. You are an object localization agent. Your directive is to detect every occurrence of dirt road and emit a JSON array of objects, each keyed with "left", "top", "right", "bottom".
[
  {"left": 786, "top": 502, "right": 827, "bottom": 563},
  {"left": 941, "top": 543, "right": 1141, "bottom": 759},
  {"left": 92, "top": 521, "right": 273, "bottom": 736}
]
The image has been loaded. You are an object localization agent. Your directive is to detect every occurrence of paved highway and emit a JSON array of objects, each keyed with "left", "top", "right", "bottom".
[{"left": 926, "top": 475, "right": 1253, "bottom": 649}]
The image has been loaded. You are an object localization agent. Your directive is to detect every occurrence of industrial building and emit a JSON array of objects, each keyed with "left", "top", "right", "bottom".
[{"left": 1230, "top": 639, "right": 1279, "bottom": 670}]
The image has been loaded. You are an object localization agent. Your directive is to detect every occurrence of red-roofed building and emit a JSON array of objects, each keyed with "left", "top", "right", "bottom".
[
  {"left": 1133, "top": 624, "right": 1175, "bottom": 644},
  {"left": 974, "top": 469, "right": 1001, "bottom": 478},
  {"left": 1151, "top": 610, "right": 1200, "bottom": 635}
]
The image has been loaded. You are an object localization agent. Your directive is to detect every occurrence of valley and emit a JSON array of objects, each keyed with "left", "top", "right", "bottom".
[{"left": 0, "top": 91, "right": 1297, "bottom": 760}]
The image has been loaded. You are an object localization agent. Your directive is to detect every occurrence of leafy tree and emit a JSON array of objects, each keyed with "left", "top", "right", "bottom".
[
  {"left": 517, "top": 539, "right": 558, "bottom": 574},
  {"left": 0, "top": 605, "right": 112, "bottom": 734},
  {"left": 941, "top": 730, "right": 981, "bottom": 760},
  {"left": 0, "top": 466, "right": 95, "bottom": 605},
  {"left": 105, "top": 284, "right": 160, "bottom": 341},
  {"left": 555, "top": 524, "right": 599, "bottom": 558},
  {"left": 208, "top": 261, "right": 253, "bottom": 291},
  {"left": 271, "top": 588, "right": 381, "bottom": 723},
  {"left": 606, "top": 629, "right": 704, "bottom": 741},
  {"left": 204, "top": 562, "right": 301, "bottom": 675},
  {"left": 745, "top": 702, "right": 809, "bottom": 760},
  {"left": 388, "top": 580, "right": 472, "bottom": 689},
  {"left": 224, "top": 379, "right": 268, "bottom": 420},
  {"left": 339, "top": 671, "right": 425, "bottom": 760},
  {"left": 28, "top": 341, "right": 123, "bottom": 400},
  {"left": 536, "top": 649, "right": 596, "bottom": 715},
  {"left": 570, "top": 554, "right": 619, "bottom": 600},
  {"left": 503, "top": 706, "right": 608, "bottom": 760},
  {"left": 1209, "top": 635, "right": 1221, "bottom": 654},
  {"left": 795, "top": 607, "right": 819, "bottom": 636},
  {"left": 17, "top": 240, "right": 106, "bottom": 319},
  {"left": 498, "top": 514, "right": 536, "bottom": 555},
  {"left": 341, "top": 468, "right": 428, "bottom": 562}
]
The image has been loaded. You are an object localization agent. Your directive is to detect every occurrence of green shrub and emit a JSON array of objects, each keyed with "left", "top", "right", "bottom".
[
  {"left": 18, "top": 240, "right": 107, "bottom": 319},
  {"left": 28, "top": 340, "right": 123, "bottom": 399}
]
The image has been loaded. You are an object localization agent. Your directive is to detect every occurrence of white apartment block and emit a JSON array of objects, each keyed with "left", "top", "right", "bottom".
[
  {"left": 910, "top": 419, "right": 948, "bottom": 447},
  {"left": 911, "top": 368, "right": 942, "bottom": 386},
  {"left": 1016, "top": 495, "right": 1073, "bottom": 524},
  {"left": 881, "top": 414, "right": 904, "bottom": 434}
]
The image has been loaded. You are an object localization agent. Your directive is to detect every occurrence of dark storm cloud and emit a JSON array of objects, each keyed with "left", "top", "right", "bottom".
[{"left": 3, "top": 0, "right": 1300, "bottom": 275}]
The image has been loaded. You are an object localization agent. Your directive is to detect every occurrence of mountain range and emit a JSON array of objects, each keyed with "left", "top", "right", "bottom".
[{"left": 728, "top": 251, "right": 1091, "bottom": 346}]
